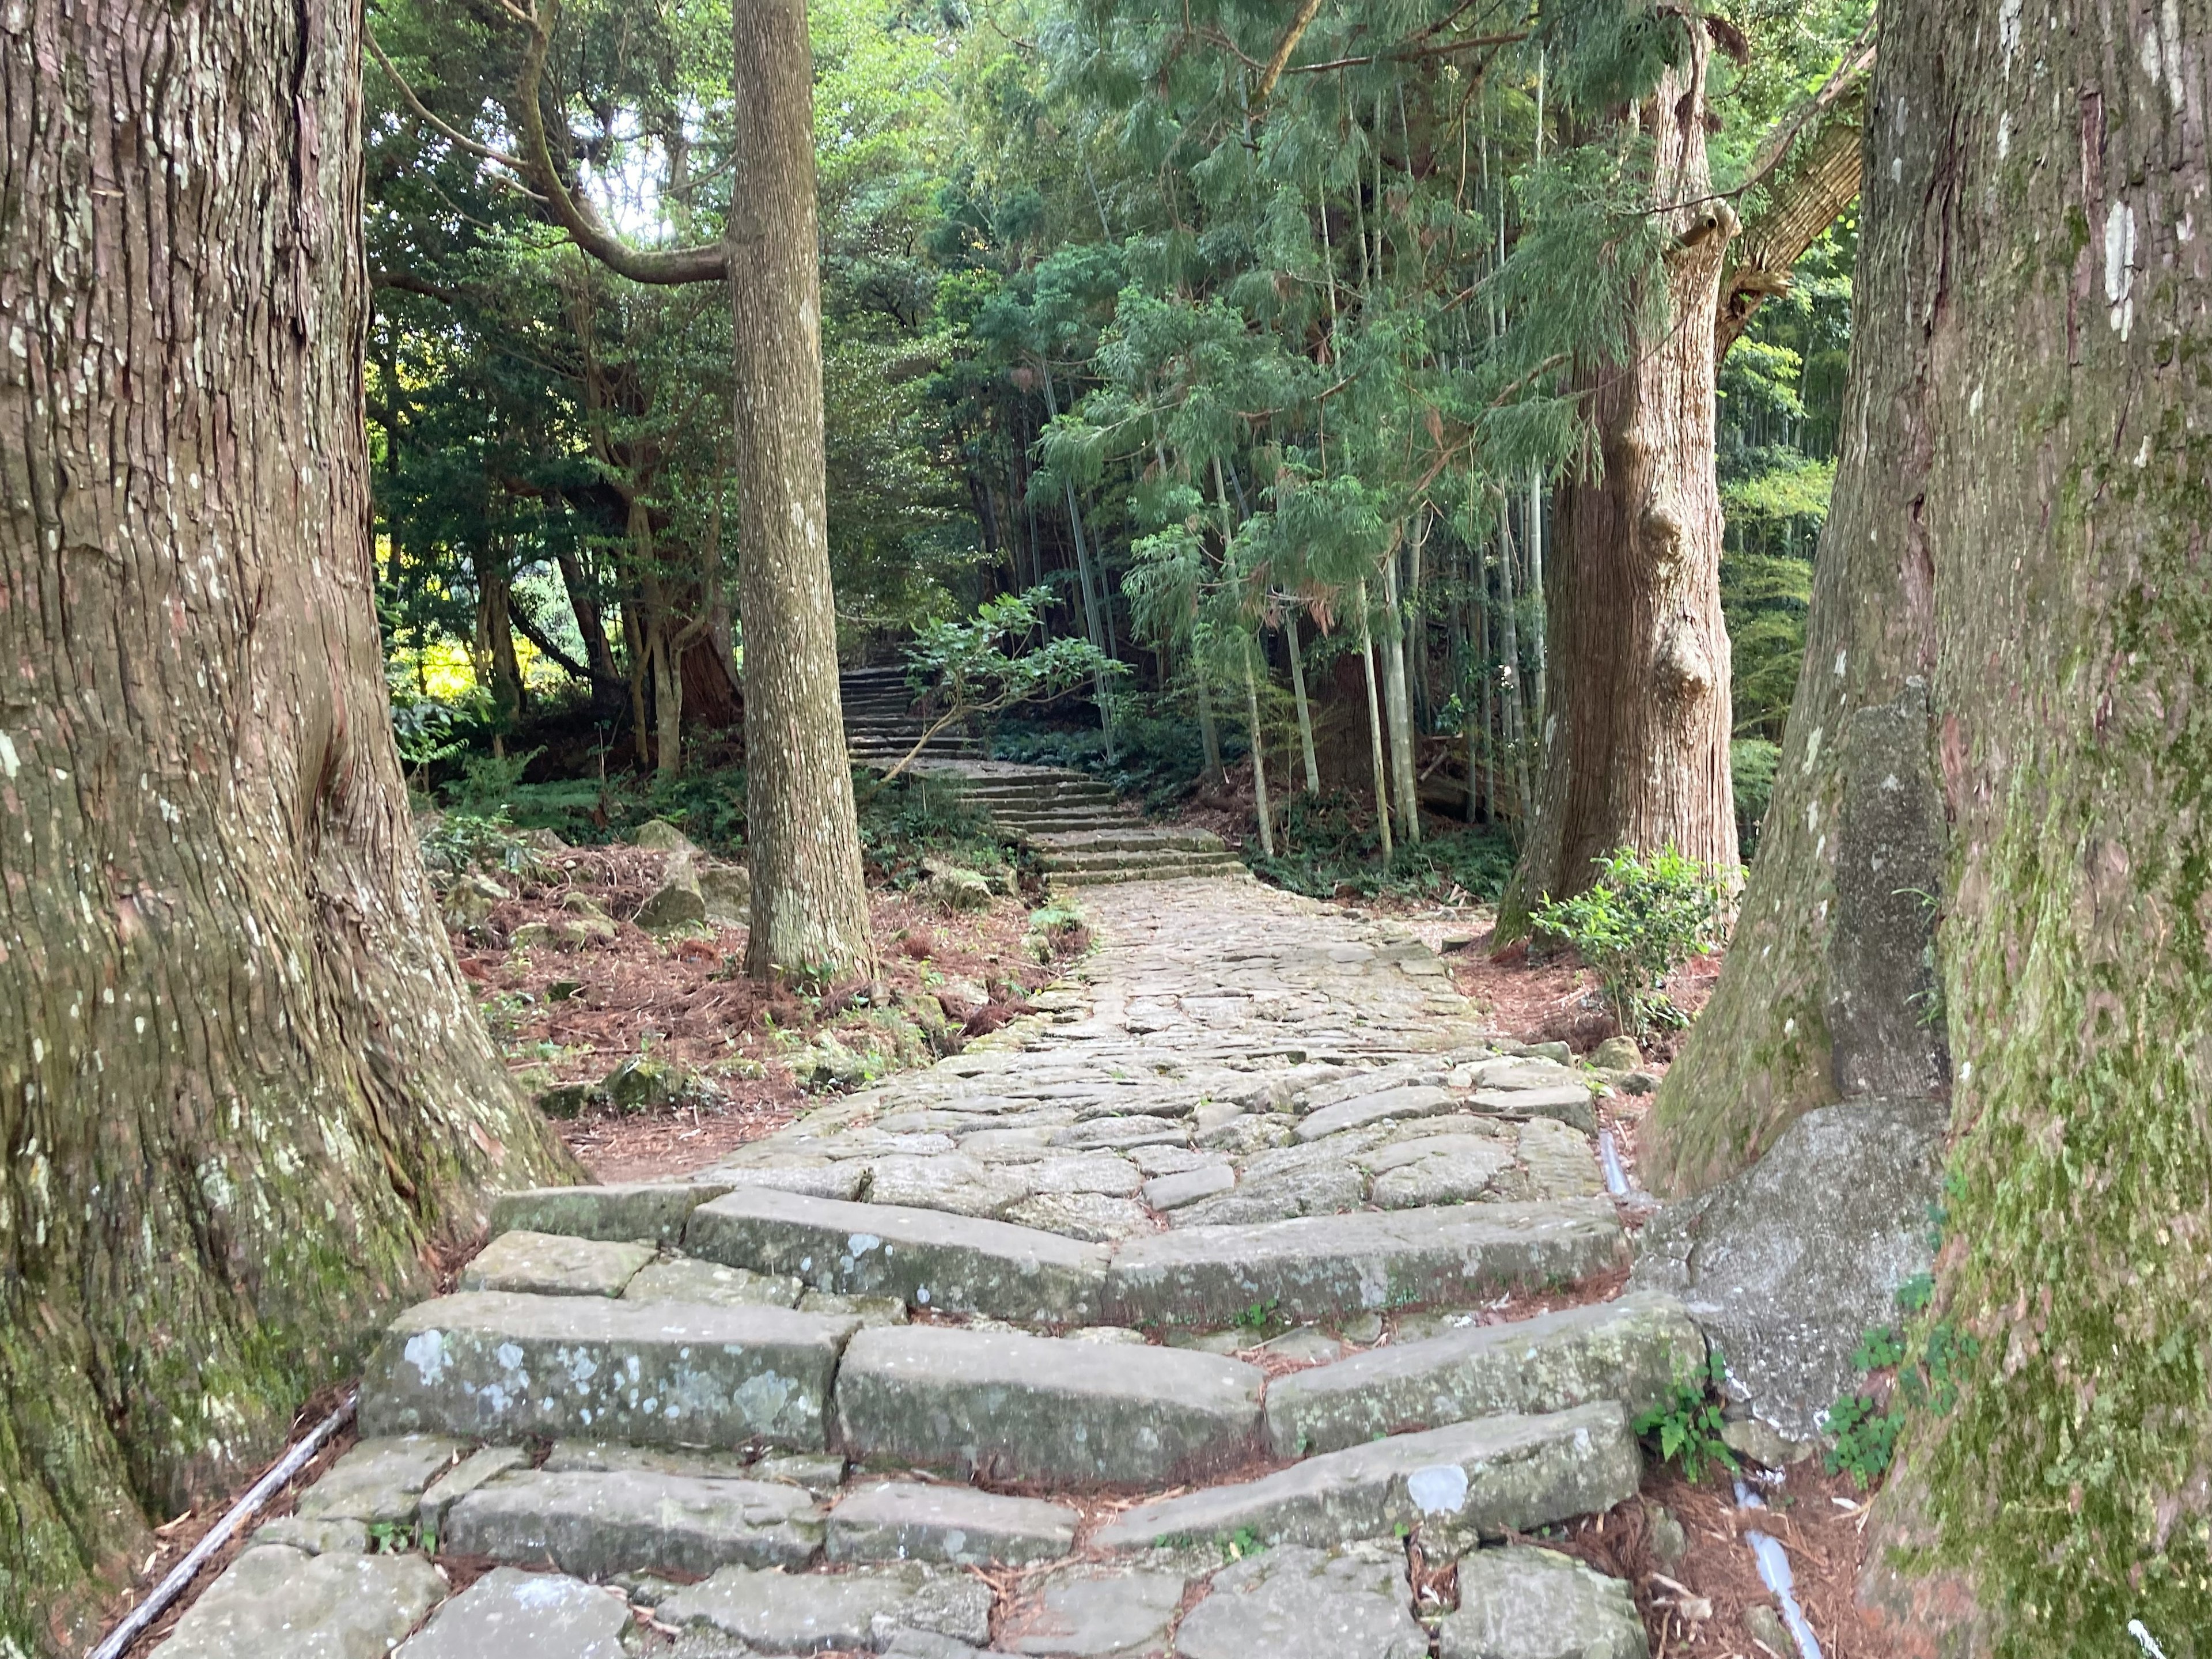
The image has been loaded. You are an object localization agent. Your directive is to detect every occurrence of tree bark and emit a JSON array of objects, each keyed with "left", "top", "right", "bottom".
[
  {"left": 0, "top": 5, "right": 578, "bottom": 1649},
  {"left": 1661, "top": 3, "right": 2212, "bottom": 1647},
  {"left": 730, "top": 0, "right": 872, "bottom": 979},
  {"left": 1498, "top": 40, "right": 1740, "bottom": 930},
  {"left": 1380, "top": 545, "right": 1421, "bottom": 845},
  {"left": 1285, "top": 612, "right": 1321, "bottom": 793},
  {"left": 1357, "top": 579, "right": 1394, "bottom": 858}
]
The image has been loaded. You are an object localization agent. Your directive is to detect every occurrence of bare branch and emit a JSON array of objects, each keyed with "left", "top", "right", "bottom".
[
  {"left": 1254, "top": 0, "right": 1328, "bottom": 103},
  {"left": 365, "top": 26, "right": 542, "bottom": 188},
  {"left": 1716, "top": 87, "right": 1869, "bottom": 358}
]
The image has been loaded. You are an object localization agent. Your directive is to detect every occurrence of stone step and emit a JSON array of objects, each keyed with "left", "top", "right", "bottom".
[
  {"left": 1039, "top": 847, "right": 1230, "bottom": 873},
  {"left": 1054, "top": 860, "right": 1247, "bottom": 886},
  {"left": 656, "top": 1561, "right": 994, "bottom": 1653},
  {"left": 685, "top": 1185, "right": 1111, "bottom": 1323},
  {"left": 1093, "top": 1401, "right": 1641, "bottom": 1555},
  {"left": 441, "top": 1467, "right": 824, "bottom": 1577},
  {"left": 1104, "top": 1200, "right": 1627, "bottom": 1329},
  {"left": 490, "top": 1180, "right": 731, "bottom": 1245},
  {"left": 827, "top": 1480, "right": 1078, "bottom": 1566},
  {"left": 1264, "top": 1292, "right": 1706, "bottom": 1456},
  {"left": 835, "top": 1323, "right": 1267, "bottom": 1487},
  {"left": 358, "top": 1291, "right": 856, "bottom": 1450}
]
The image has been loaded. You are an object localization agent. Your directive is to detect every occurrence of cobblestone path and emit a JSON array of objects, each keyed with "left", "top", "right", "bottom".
[{"left": 153, "top": 877, "right": 1682, "bottom": 1659}]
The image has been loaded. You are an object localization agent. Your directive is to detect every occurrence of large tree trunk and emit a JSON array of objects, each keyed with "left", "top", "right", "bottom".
[
  {"left": 1498, "top": 43, "right": 1740, "bottom": 930},
  {"left": 0, "top": 6, "right": 577, "bottom": 1650},
  {"left": 1662, "top": 3, "right": 2212, "bottom": 1648},
  {"left": 729, "top": 0, "right": 872, "bottom": 979}
]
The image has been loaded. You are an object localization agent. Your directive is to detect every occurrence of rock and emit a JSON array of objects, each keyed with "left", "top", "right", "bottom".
[
  {"left": 828, "top": 1481, "right": 1078, "bottom": 1566},
  {"left": 928, "top": 862, "right": 996, "bottom": 912},
  {"left": 491, "top": 1181, "right": 730, "bottom": 1245},
  {"left": 1590, "top": 1036, "right": 1642, "bottom": 1071},
  {"left": 836, "top": 1324, "right": 1266, "bottom": 1487},
  {"left": 1005, "top": 1567, "right": 1187, "bottom": 1657},
  {"left": 1516, "top": 1118, "right": 1607, "bottom": 1200},
  {"left": 1627, "top": 1094, "right": 1948, "bottom": 1438},
  {"left": 1014, "top": 1154, "right": 1146, "bottom": 1196},
  {"left": 537, "top": 1082, "right": 596, "bottom": 1119},
  {"left": 1263, "top": 1294, "right": 1707, "bottom": 1457},
  {"left": 1442, "top": 1546, "right": 1648, "bottom": 1659},
  {"left": 149, "top": 1544, "right": 446, "bottom": 1659},
  {"left": 885, "top": 1633, "right": 991, "bottom": 1659},
  {"left": 699, "top": 861, "right": 752, "bottom": 925},
  {"left": 461, "top": 1230, "right": 655, "bottom": 1298},
  {"left": 1129, "top": 1146, "right": 1222, "bottom": 1177},
  {"left": 870, "top": 1153, "right": 1033, "bottom": 1218},
  {"left": 1004, "top": 1191, "right": 1155, "bottom": 1242},
  {"left": 297, "top": 1435, "right": 463, "bottom": 1525},
  {"left": 623, "top": 1256, "right": 805, "bottom": 1308},
  {"left": 1170, "top": 1164, "right": 1368, "bottom": 1228},
  {"left": 1293, "top": 1085, "right": 1457, "bottom": 1143},
  {"left": 253, "top": 1516, "right": 369, "bottom": 1555},
  {"left": 1143, "top": 1165, "right": 1237, "bottom": 1210},
  {"left": 1643, "top": 1502, "right": 1688, "bottom": 1570},
  {"left": 1174, "top": 1543, "right": 1426, "bottom": 1659},
  {"left": 1066, "top": 1324, "right": 1150, "bottom": 1345},
  {"left": 1335, "top": 1312, "right": 1385, "bottom": 1345},
  {"left": 1251, "top": 1326, "right": 1342, "bottom": 1365},
  {"left": 1366, "top": 1135, "right": 1518, "bottom": 1209},
  {"left": 753, "top": 1452, "right": 848, "bottom": 1494},
  {"left": 658, "top": 1561, "right": 994, "bottom": 1653},
  {"left": 512, "top": 916, "right": 616, "bottom": 950},
  {"left": 1617, "top": 1070, "right": 1658, "bottom": 1096},
  {"left": 935, "top": 976, "right": 991, "bottom": 1013},
  {"left": 358, "top": 1291, "right": 857, "bottom": 1450},
  {"left": 1470, "top": 1060, "right": 1578, "bottom": 1091},
  {"left": 1107, "top": 1201, "right": 1627, "bottom": 1329},
  {"left": 440, "top": 1468, "right": 824, "bottom": 1578},
  {"left": 637, "top": 854, "right": 709, "bottom": 931},
  {"left": 797, "top": 1289, "right": 911, "bottom": 1325},
  {"left": 419, "top": 1446, "right": 529, "bottom": 1532},
  {"left": 602, "top": 1055, "right": 693, "bottom": 1113},
  {"left": 1093, "top": 1403, "right": 1641, "bottom": 1557},
  {"left": 1721, "top": 1415, "right": 1813, "bottom": 1468},
  {"left": 394, "top": 1567, "right": 630, "bottom": 1659},
  {"left": 633, "top": 819, "right": 697, "bottom": 852},
  {"left": 561, "top": 891, "right": 612, "bottom": 920},
  {"left": 685, "top": 1186, "right": 1110, "bottom": 1324},
  {"left": 1743, "top": 1603, "right": 1792, "bottom": 1656},
  {"left": 1053, "top": 1118, "right": 1195, "bottom": 1152},
  {"left": 544, "top": 1443, "right": 757, "bottom": 1478},
  {"left": 1471, "top": 1086, "right": 1597, "bottom": 1134},
  {"left": 443, "top": 871, "right": 510, "bottom": 930},
  {"left": 714, "top": 1161, "right": 873, "bottom": 1202},
  {"left": 1528, "top": 1041, "right": 1573, "bottom": 1066}
]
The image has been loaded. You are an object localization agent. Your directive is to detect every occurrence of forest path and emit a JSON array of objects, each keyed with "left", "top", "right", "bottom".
[{"left": 152, "top": 879, "right": 1678, "bottom": 1659}]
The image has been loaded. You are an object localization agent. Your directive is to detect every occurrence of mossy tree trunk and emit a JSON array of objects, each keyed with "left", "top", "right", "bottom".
[
  {"left": 0, "top": 3, "right": 579, "bottom": 1651},
  {"left": 1498, "top": 41, "right": 1740, "bottom": 931},
  {"left": 729, "top": 0, "right": 873, "bottom": 978},
  {"left": 1661, "top": 2, "right": 2212, "bottom": 1647}
]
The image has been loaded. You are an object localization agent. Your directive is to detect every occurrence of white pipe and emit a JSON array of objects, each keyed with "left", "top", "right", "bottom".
[
  {"left": 1733, "top": 1479, "right": 1824, "bottom": 1659},
  {"left": 1597, "top": 1128, "right": 1631, "bottom": 1198},
  {"left": 89, "top": 1391, "right": 359, "bottom": 1659}
]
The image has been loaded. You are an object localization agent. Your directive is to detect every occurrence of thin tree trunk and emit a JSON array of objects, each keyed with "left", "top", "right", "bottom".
[
  {"left": 1243, "top": 638, "right": 1275, "bottom": 858},
  {"left": 475, "top": 551, "right": 527, "bottom": 748},
  {"left": 1525, "top": 467, "right": 1547, "bottom": 731},
  {"left": 1498, "top": 43, "right": 1739, "bottom": 930},
  {"left": 1380, "top": 543, "right": 1421, "bottom": 846},
  {"left": 1495, "top": 502, "right": 1532, "bottom": 822},
  {"left": 1357, "top": 579, "right": 1394, "bottom": 859},
  {"left": 1038, "top": 365, "right": 1117, "bottom": 761},
  {"left": 558, "top": 547, "right": 623, "bottom": 703},
  {"left": 0, "top": 7, "right": 575, "bottom": 1647},
  {"left": 730, "top": 0, "right": 871, "bottom": 978},
  {"left": 1285, "top": 612, "right": 1321, "bottom": 793},
  {"left": 1195, "top": 668, "right": 1225, "bottom": 786}
]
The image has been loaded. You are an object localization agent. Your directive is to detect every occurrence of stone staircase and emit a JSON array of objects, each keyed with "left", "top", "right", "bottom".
[
  {"left": 152, "top": 888, "right": 1683, "bottom": 1659},
  {"left": 841, "top": 666, "right": 1245, "bottom": 889}
]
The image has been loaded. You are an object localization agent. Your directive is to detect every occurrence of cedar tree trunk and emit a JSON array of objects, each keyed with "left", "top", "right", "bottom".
[
  {"left": 0, "top": 4, "right": 577, "bottom": 1650},
  {"left": 729, "top": 0, "right": 872, "bottom": 978},
  {"left": 1499, "top": 37, "right": 1740, "bottom": 930},
  {"left": 1662, "top": 2, "right": 2212, "bottom": 1649}
]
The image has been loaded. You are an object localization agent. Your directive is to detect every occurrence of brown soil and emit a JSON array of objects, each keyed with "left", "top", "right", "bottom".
[{"left": 449, "top": 843, "right": 1082, "bottom": 1183}]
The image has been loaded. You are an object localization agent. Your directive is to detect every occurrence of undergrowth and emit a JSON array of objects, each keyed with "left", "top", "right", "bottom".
[{"left": 1248, "top": 791, "right": 1516, "bottom": 902}]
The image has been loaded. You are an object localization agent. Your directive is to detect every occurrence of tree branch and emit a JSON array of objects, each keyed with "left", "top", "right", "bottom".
[
  {"left": 1254, "top": 0, "right": 1328, "bottom": 102},
  {"left": 505, "top": 0, "right": 729, "bottom": 286},
  {"left": 1716, "top": 95, "right": 1866, "bottom": 359},
  {"left": 509, "top": 603, "right": 619, "bottom": 687}
]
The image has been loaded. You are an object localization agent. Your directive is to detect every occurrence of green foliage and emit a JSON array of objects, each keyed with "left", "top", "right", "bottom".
[
  {"left": 419, "top": 811, "right": 546, "bottom": 881},
  {"left": 1529, "top": 847, "right": 1731, "bottom": 1039},
  {"left": 1632, "top": 1349, "right": 1738, "bottom": 1484},
  {"left": 1821, "top": 1275, "right": 1983, "bottom": 1490},
  {"left": 855, "top": 772, "right": 1017, "bottom": 887},
  {"left": 1823, "top": 1393, "right": 1904, "bottom": 1488},
  {"left": 992, "top": 704, "right": 1225, "bottom": 812},
  {"left": 898, "top": 587, "right": 1127, "bottom": 770},
  {"left": 1247, "top": 793, "right": 1516, "bottom": 903},
  {"left": 1732, "top": 739, "right": 1781, "bottom": 857}
]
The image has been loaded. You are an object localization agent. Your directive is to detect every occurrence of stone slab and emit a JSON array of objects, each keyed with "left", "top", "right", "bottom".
[
  {"left": 395, "top": 1567, "right": 630, "bottom": 1659},
  {"left": 359, "top": 1291, "right": 856, "bottom": 1450},
  {"left": 442, "top": 1468, "right": 823, "bottom": 1577},
  {"left": 828, "top": 1481, "right": 1078, "bottom": 1566},
  {"left": 150, "top": 1544, "right": 446, "bottom": 1659},
  {"left": 836, "top": 1324, "right": 1265, "bottom": 1487},
  {"left": 491, "top": 1183, "right": 729, "bottom": 1245},
  {"left": 1142, "top": 1166, "right": 1237, "bottom": 1210},
  {"left": 687, "top": 1185, "right": 1109, "bottom": 1323},
  {"left": 1442, "top": 1546, "right": 1649, "bottom": 1659},
  {"left": 657, "top": 1562, "right": 994, "bottom": 1652},
  {"left": 253, "top": 1516, "right": 369, "bottom": 1555},
  {"left": 1293, "top": 1085, "right": 1456, "bottom": 1143},
  {"left": 1469, "top": 1062, "right": 1578, "bottom": 1091},
  {"left": 1265, "top": 1294, "right": 1707, "bottom": 1456},
  {"left": 419, "top": 1445, "right": 529, "bottom": 1531},
  {"left": 1094, "top": 1403, "right": 1640, "bottom": 1555},
  {"left": 461, "top": 1231, "right": 655, "bottom": 1298},
  {"left": 297, "top": 1435, "right": 462, "bottom": 1525},
  {"left": 1107, "top": 1202, "right": 1627, "bottom": 1328},
  {"left": 624, "top": 1255, "right": 806, "bottom": 1308},
  {"left": 717, "top": 1162, "right": 873, "bottom": 1202},
  {"left": 1174, "top": 1543, "right": 1426, "bottom": 1659},
  {"left": 1366, "top": 1136, "right": 1519, "bottom": 1208},
  {"left": 1471, "top": 1086, "right": 1597, "bottom": 1134},
  {"left": 1005, "top": 1567, "right": 1186, "bottom": 1657}
]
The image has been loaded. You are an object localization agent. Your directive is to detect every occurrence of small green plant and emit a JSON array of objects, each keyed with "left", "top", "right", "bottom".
[
  {"left": 419, "top": 809, "right": 545, "bottom": 880},
  {"left": 1822, "top": 1274, "right": 1981, "bottom": 1487},
  {"left": 365, "top": 1519, "right": 434, "bottom": 1555},
  {"left": 1232, "top": 1297, "right": 1280, "bottom": 1332},
  {"left": 1529, "top": 845, "right": 1732, "bottom": 1039},
  {"left": 1631, "top": 1348, "right": 1738, "bottom": 1482},
  {"left": 1218, "top": 1526, "right": 1266, "bottom": 1560},
  {"left": 892, "top": 589, "right": 1127, "bottom": 781},
  {"left": 1823, "top": 1393, "right": 1904, "bottom": 1487}
]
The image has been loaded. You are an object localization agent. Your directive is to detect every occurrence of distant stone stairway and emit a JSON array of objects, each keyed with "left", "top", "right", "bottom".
[
  {"left": 156, "top": 882, "right": 1675, "bottom": 1659},
  {"left": 840, "top": 666, "right": 1244, "bottom": 889}
]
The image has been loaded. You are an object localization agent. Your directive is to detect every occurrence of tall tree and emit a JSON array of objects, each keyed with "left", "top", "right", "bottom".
[
  {"left": 0, "top": 3, "right": 577, "bottom": 1649},
  {"left": 1656, "top": 1, "right": 2212, "bottom": 1649}
]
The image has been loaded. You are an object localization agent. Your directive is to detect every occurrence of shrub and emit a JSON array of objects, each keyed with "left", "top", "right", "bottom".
[
  {"left": 1632, "top": 1347, "right": 1738, "bottom": 1483},
  {"left": 1529, "top": 845, "right": 1730, "bottom": 1039}
]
